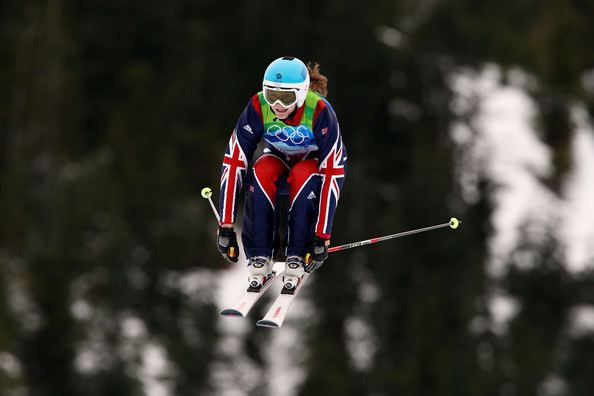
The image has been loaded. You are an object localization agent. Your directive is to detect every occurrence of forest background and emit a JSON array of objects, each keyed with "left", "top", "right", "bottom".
[{"left": 2, "top": 1, "right": 594, "bottom": 395}]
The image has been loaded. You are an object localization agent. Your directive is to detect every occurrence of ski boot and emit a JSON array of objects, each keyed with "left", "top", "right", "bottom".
[
  {"left": 282, "top": 256, "right": 305, "bottom": 293},
  {"left": 247, "top": 256, "right": 272, "bottom": 291}
]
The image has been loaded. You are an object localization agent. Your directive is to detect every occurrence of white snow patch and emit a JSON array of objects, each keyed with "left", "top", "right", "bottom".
[
  {"left": 160, "top": 267, "right": 215, "bottom": 305},
  {"left": 344, "top": 316, "right": 377, "bottom": 371},
  {"left": 488, "top": 292, "right": 520, "bottom": 335},
  {"left": 121, "top": 314, "right": 148, "bottom": 340},
  {"left": 568, "top": 305, "right": 594, "bottom": 337},
  {"left": 581, "top": 68, "right": 594, "bottom": 95},
  {"left": 560, "top": 106, "right": 594, "bottom": 272},
  {"left": 266, "top": 321, "right": 309, "bottom": 396},
  {"left": 139, "top": 342, "right": 175, "bottom": 396},
  {"left": 450, "top": 65, "right": 594, "bottom": 276},
  {"left": 538, "top": 373, "right": 568, "bottom": 396},
  {"left": 376, "top": 26, "right": 405, "bottom": 48},
  {"left": 70, "top": 299, "right": 93, "bottom": 321},
  {"left": 208, "top": 250, "right": 263, "bottom": 396},
  {"left": 0, "top": 352, "right": 22, "bottom": 377},
  {"left": 72, "top": 316, "right": 107, "bottom": 374}
]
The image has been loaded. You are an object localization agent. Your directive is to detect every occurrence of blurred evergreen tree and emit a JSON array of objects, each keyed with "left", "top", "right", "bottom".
[
  {"left": 1, "top": 1, "right": 223, "bottom": 394},
  {"left": 497, "top": 230, "right": 573, "bottom": 395}
]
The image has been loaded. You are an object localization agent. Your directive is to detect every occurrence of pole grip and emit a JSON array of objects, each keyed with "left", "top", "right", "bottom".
[{"left": 201, "top": 186, "right": 221, "bottom": 223}]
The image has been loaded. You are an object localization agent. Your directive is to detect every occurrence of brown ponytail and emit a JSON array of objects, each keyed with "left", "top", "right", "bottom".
[{"left": 307, "top": 62, "right": 328, "bottom": 97}]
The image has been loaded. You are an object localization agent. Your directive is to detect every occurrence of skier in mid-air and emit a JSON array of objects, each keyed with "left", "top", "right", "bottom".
[{"left": 216, "top": 56, "right": 347, "bottom": 291}]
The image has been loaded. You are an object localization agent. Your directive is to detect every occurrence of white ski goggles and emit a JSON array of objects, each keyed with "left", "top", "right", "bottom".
[{"left": 263, "top": 87, "right": 298, "bottom": 108}]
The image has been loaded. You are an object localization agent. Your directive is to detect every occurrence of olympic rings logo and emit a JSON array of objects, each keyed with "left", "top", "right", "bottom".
[{"left": 266, "top": 125, "right": 310, "bottom": 145}]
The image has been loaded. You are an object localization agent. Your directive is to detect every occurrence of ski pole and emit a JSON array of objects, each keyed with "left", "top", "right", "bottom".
[
  {"left": 201, "top": 187, "right": 220, "bottom": 223},
  {"left": 203, "top": 186, "right": 240, "bottom": 260},
  {"left": 327, "top": 218, "right": 461, "bottom": 254}
]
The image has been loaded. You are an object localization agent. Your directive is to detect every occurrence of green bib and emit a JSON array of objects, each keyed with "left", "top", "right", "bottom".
[{"left": 258, "top": 91, "right": 322, "bottom": 156}]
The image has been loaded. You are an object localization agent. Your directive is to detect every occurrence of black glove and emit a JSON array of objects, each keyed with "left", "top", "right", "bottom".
[
  {"left": 217, "top": 226, "right": 239, "bottom": 263},
  {"left": 305, "top": 236, "right": 328, "bottom": 272}
]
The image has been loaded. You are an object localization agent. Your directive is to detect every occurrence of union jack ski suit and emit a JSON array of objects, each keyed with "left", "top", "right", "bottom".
[{"left": 219, "top": 91, "right": 347, "bottom": 259}]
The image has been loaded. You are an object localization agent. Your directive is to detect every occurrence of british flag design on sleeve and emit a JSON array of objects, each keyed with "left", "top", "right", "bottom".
[
  {"left": 220, "top": 131, "right": 248, "bottom": 225},
  {"left": 315, "top": 133, "right": 346, "bottom": 239}
]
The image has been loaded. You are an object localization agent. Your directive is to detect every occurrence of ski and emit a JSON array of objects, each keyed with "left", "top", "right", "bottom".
[
  {"left": 220, "top": 270, "right": 283, "bottom": 317},
  {"left": 256, "top": 272, "right": 311, "bottom": 328}
]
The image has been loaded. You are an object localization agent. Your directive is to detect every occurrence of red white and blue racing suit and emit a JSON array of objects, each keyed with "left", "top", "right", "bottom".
[{"left": 219, "top": 90, "right": 347, "bottom": 259}]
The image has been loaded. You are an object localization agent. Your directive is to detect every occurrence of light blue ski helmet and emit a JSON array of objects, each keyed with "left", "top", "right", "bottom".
[{"left": 262, "top": 56, "right": 310, "bottom": 107}]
